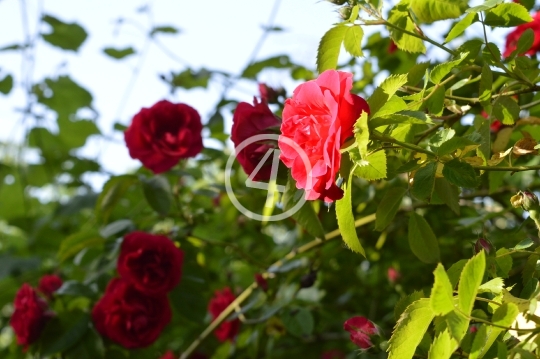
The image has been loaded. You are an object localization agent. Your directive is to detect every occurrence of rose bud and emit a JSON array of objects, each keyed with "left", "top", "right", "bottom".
[
  {"left": 474, "top": 238, "right": 495, "bottom": 256},
  {"left": 255, "top": 273, "right": 268, "bottom": 292},
  {"left": 92, "top": 278, "right": 171, "bottom": 348},
  {"left": 124, "top": 100, "right": 203, "bottom": 174},
  {"left": 387, "top": 267, "right": 401, "bottom": 284},
  {"left": 259, "top": 83, "right": 285, "bottom": 104},
  {"left": 511, "top": 191, "right": 540, "bottom": 211},
  {"left": 300, "top": 270, "right": 317, "bottom": 288},
  {"left": 343, "top": 316, "right": 379, "bottom": 350},
  {"left": 278, "top": 70, "right": 369, "bottom": 202},
  {"left": 38, "top": 274, "right": 63, "bottom": 299},
  {"left": 10, "top": 284, "right": 54, "bottom": 349},
  {"left": 208, "top": 287, "right": 241, "bottom": 342},
  {"left": 339, "top": 6, "right": 353, "bottom": 20}
]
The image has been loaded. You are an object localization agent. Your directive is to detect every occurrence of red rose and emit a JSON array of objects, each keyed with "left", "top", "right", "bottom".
[
  {"left": 124, "top": 100, "right": 203, "bottom": 174},
  {"left": 387, "top": 267, "right": 401, "bottom": 284},
  {"left": 388, "top": 40, "right": 398, "bottom": 54},
  {"left": 208, "top": 287, "right": 240, "bottom": 342},
  {"left": 38, "top": 274, "right": 63, "bottom": 298},
  {"left": 10, "top": 284, "right": 53, "bottom": 348},
  {"left": 504, "top": 13, "right": 540, "bottom": 57},
  {"left": 92, "top": 278, "right": 171, "bottom": 348},
  {"left": 231, "top": 98, "right": 281, "bottom": 181},
  {"left": 117, "top": 231, "right": 184, "bottom": 296},
  {"left": 321, "top": 349, "right": 346, "bottom": 359},
  {"left": 160, "top": 351, "right": 175, "bottom": 359},
  {"left": 259, "top": 83, "right": 284, "bottom": 104},
  {"left": 254, "top": 273, "right": 268, "bottom": 292},
  {"left": 279, "top": 70, "right": 369, "bottom": 202},
  {"left": 343, "top": 316, "right": 379, "bottom": 349}
]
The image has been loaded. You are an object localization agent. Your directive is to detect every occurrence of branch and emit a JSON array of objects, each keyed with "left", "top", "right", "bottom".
[
  {"left": 371, "top": 131, "right": 437, "bottom": 157},
  {"left": 178, "top": 213, "right": 377, "bottom": 359}
]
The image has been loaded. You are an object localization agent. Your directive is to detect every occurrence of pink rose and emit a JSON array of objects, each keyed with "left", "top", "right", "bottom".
[
  {"left": 343, "top": 316, "right": 379, "bottom": 349},
  {"left": 279, "top": 70, "right": 369, "bottom": 202}
]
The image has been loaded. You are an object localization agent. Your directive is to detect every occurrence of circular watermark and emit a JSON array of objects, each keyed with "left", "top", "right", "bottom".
[{"left": 225, "top": 134, "right": 312, "bottom": 221}]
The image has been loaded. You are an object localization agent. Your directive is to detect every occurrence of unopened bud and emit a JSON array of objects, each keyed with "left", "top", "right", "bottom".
[
  {"left": 474, "top": 238, "right": 495, "bottom": 256},
  {"left": 338, "top": 6, "right": 352, "bottom": 20},
  {"left": 511, "top": 191, "right": 540, "bottom": 211},
  {"left": 255, "top": 273, "right": 268, "bottom": 292},
  {"left": 300, "top": 270, "right": 317, "bottom": 288}
]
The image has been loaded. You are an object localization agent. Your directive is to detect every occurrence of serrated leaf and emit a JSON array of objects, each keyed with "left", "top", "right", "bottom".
[
  {"left": 495, "top": 248, "right": 513, "bottom": 278},
  {"left": 411, "top": 162, "right": 437, "bottom": 201},
  {"left": 370, "top": 113, "right": 428, "bottom": 128},
  {"left": 343, "top": 25, "right": 363, "bottom": 57},
  {"left": 445, "top": 310, "right": 469, "bottom": 344},
  {"left": 141, "top": 175, "right": 173, "bottom": 215},
  {"left": 426, "top": 85, "right": 446, "bottom": 116},
  {"left": 479, "top": 64, "right": 492, "bottom": 106},
  {"left": 458, "top": 250, "right": 486, "bottom": 316},
  {"left": 478, "top": 278, "right": 504, "bottom": 294},
  {"left": 368, "top": 74, "right": 409, "bottom": 117},
  {"left": 430, "top": 52, "right": 468, "bottom": 84},
  {"left": 410, "top": 0, "right": 468, "bottom": 23},
  {"left": 515, "top": 28, "right": 535, "bottom": 56},
  {"left": 408, "top": 212, "right": 440, "bottom": 263},
  {"left": 428, "top": 329, "right": 452, "bottom": 359},
  {"left": 353, "top": 150, "right": 387, "bottom": 180},
  {"left": 430, "top": 128, "right": 456, "bottom": 147},
  {"left": 387, "top": 1, "right": 426, "bottom": 54},
  {"left": 41, "top": 15, "right": 87, "bottom": 51},
  {"left": 354, "top": 112, "right": 370, "bottom": 158},
  {"left": 336, "top": 175, "right": 366, "bottom": 256},
  {"left": 469, "top": 324, "right": 488, "bottom": 359},
  {"left": 466, "top": 0, "right": 503, "bottom": 13},
  {"left": 242, "top": 55, "right": 292, "bottom": 78},
  {"left": 442, "top": 159, "right": 478, "bottom": 188},
  {"left": 58, "top": 230, "right": 105, "bottom": 263},
  {"left": 437, "top": 137, "right": 479, "bottom": 156},
  {"left": 95, "top": 175, "right": 139, "bottom": 223},
  {"left": 472, "top": 303, "right": 519, "bottom": 359},
  {"left": 431, "top": 264, "right": 455, "bottom": 316},
  {"left": 370, "top": 96, "right": 409, "bottom": 119},
  {"left": 447, "top": 259, "right": 467, "bottom": 289},
  {"left": 103, "top": 47, "right": 135, "bottom": 59},
  {"left": 433, "top": 178, "right": 460, "bottom": 215},
  {"left": 317, "top": 25, "right": 347, "bottom": 73},
  {"left": 502, "top": 290, "right": 529, "bottom": 311},
  {"left": 493, "top": 96, "right": 520, "bottom": 125},
  {"left": 41, "top": 311, "right": 90, "bottom": 356},
  {"left": 395, "top": 290, "right": 426, "bottom": 321},
  {"left": 406, "top": 62, "right": 430, "bottom": 86},
  {"left": 0, "top": 74, "right": 13, "bottom": 95},
  {"left": 388, "top": 299, "right": 435, "bottom": 359},
  {"left": 375, "top": 187, "right": 407, "bottom": 231},
  {"left": 484, "top": 3, "right": 533, "bottom": 27},
  {"left": 445, "top": 13, "right": 477, "bottom": 43},
  {"left": 283, "top": 174, "right": 325, "bottom": 239},
  {"left": 150, "top": 26, "right": 179, "bottom": 36},
  {"left": 514, "top": 238, "right": 534, "bottom": 250}
]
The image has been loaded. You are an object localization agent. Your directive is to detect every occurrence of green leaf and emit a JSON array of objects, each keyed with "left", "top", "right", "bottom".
[
  {"left": 368, "top": 74, "right": 409, "bottom": 117},
  {"left": 408, "top": 212, "right": 440, "bottom": 263},
  {"left": 95, "top": 175, "right": 139, "bottom": 223},
  {"left": 514, "top": 238, "right": 534, "bottom": 250},
  {"left": 445, "top": 310, "right": 469, "bottom": 344},
  {"left": 56, "top": 280, "right": 96, "bottom": 298},
  {"left": 41, "top": 15, "right": 88, "bottom": 51},
  {"left": 479, "top": 64, "right": 493, "bottom": 106},
  {"left": 395, "top": 290, "right": 426, "bottom": 321},
  {"left": 428, "top": 330, "right": 452, "bottom": 359},
  {"left": 335, "top": 175, "right": 366, "bottom": 256},
  {"left": 370, "top": 113, "right": 428, "bottom": 128},
  {"left": 493, "top": 96, "right": 520, "bottom": 125},
  {"left": 103, "top": 47, "right": 136, "bottom": 59},
  {"left": 343, "top": 25, "right": 363, "bottom": 57},
  {"left": 478, "top": 277, "right": 504, "bottom": 294},
  {"left": 165, "top": 68, "right": 211, "bottom": 89},
  {"left": 411, "top": 162, "right": 437, "bottom": 201},
  {"left": 495, "top": 248, "right": 513, "bottom": 278},
  {"left": 515, "top": 28, "right": 535, "bottom": 56},
  {"left": 354, "top": 111, "right": 370, "bottom": 158},
  {"left": 457, "top": 250, "right": 486, "bottom": 316},
  {"left": 32, "top": 76, "right": 93, "bottom": 118},
  {"left": 430, "top": 128, "right": 455, "bottom": 147},
  {"left": 433, "top": 178, "right": 461, "bottom": 215},
  {"left": 58, "top": 230, "right": 105, "bottom": 263},
  {"left": 0, "top": 73, "right": 13, "bottom": 95},
  {"left": 484, "top": 3, "right": 533, "bottom": 27},
  {"left": 282, "top": 174, "right": 326, "bottom": 239},
  {"left": 406, "top": 62, "right": 430, "bottom": 86},
  {"left": 317, "top": 25, "right": 347, "bottom": 72},
  {"left": 469, "top": 324, "right": 488, "bottom": 359},
  {"left": 242, "top": 55, "right": 292, "bottom": 78},
  {"left": 64, "top": 329, "right": 105, "bottom": 359},
  {"left": 58, "top": 118, "right": 100, "bottom": 149},
  {"left": 387, "top": 1, "right": 426, "bottom": 53},
  {"left": 437, "top": 137, "right": 479, "bottom": 156},
  {"left": 447, "top": 259, "right": 467, "bottom": 289},
  {"left": 371, "top": 97, "right": 409, "bottom": 120},
  {"left": 410, "top": 0, "right": 468, "bottom": 23},
  {"left": 445, "top": 13, "right": 477, "bottom": 43},
  {"left": 466, "top": 0, "right": 503, "bottom": 13},
  {"left": 282, "top": 307, "right": 314, "bottom": 337},
  {"left": 41, "top": 312, "right": 90, "bottom": 356},
  {"left": 141, "top": 175, "right": 173, "bottom": 216},
  {"left": 150, "top": 26, "right": 179, "bottom": 36},
  {"left": 388, "top": 299, "right": 435, "bottom": 359},
  {"left": 426, "top": 85, "right": 446, "bottom": 116},
  {"left": 375, "top": 187, "right": 407, "bottom": 231},
  {"left": 431, "top": 264, "right": 455, "bottom": 316},
  {"left": 442, "top": 159, "right": 478, "bottom": 188},
  {"left": 353, "top": 150, "right": 387, "bottom": 180},
  {"left": 430, "top": 52, "right": 468, "bottom": 84}
]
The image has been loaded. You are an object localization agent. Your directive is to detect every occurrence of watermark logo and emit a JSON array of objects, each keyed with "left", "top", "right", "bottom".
[{"left": 225, "top": 134, "right": 312, "bottom": 221}]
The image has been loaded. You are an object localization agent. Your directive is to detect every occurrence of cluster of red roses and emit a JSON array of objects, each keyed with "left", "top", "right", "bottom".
[
  {"left": 10, "top": 274, "right": 62, "bottom": 349},
  {"left": 91, "top": 231, "right": 184, "bottom": 348}
]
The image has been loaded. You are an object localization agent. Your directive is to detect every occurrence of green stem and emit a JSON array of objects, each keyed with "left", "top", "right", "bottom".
[
  {"left": 178, "top": 214, "right": 377, "bottom": 359},
  {"left": 472, "top": 165, "right": 540, "bottom": 172}
]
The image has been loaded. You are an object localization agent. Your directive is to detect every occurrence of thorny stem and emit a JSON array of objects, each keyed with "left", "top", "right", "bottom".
[{"left": 178, "top": 214, "right": 376, "bottom": 359}]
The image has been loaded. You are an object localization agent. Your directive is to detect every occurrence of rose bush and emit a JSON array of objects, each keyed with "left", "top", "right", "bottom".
[
  {"left": 504, "top": 12, "right": 540, "bottom": 57},
  {"left": 37, "top": 274, "right": 62, "bottom": 299},
  {"left": 208, "top": 287, "right": 241, "bottom": 342},
  {"left": 278, "top": 69, "right": 369, "bottom": 202},
  {"left": 124, "top": 100, "right": 203, "bottom": 174},
  {"left": 92, "top": 278, "right": 172, "bottom": 348},
  {"left": 117, "top": 231, "right": 184, "bottom": 296}
]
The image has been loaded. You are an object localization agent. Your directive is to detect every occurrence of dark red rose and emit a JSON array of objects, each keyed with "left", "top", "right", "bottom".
[
  {"left": 117, "top": 231, "right": 184, "bottom": 296},
  {"left": 279, "top": 70, "right": 369, "bottom": 202},
  {"left": 387, "top": 267, "right": 401, "bottom": 284},
  {"left": 343, "top": 316, "right": 379, "bottom": 349},
  {"left": 124, "top": 100, "right": 203, "bottom": 174},
  {"left": 38, "top": 274, "right": 63, "bottom": 298},
  {"left": 160, "top": 351, "right": 175, "bottom": 359},
  {"left": 259, "top": 83, "right": 284, "bottom": 104},
  {"left": 254, "top": 273, "right": 268, "bottom": 292},
  {"left": 10, "top": 284, "right": 53, "bottom": 348},
  {"left": 504, "top": 13, "right": 540, "bottom": 57},
  {"left": 92, "top": 278, "right": 171, "bottom": 348},
  {"left": 321, "top": 349, "right": 346, "bottom": 359},
  {"left": 388, "top": 40, "right": 398, "bottom": 54},
  {"left": 474, "top": 238, "right": 495, "bottom": 255},
  {"left": 208, "top": 287, "right": 240, "bottom": 342},
  {"left": 231, "top": 98, "right": 281, "bottom": 181}
]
